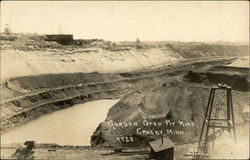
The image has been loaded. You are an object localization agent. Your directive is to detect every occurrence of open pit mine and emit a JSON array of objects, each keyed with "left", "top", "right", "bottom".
[{"left": 1, "top": 33, "right": 249, "bottom": 160}]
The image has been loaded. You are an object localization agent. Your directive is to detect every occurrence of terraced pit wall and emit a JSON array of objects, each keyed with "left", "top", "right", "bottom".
[{"left": 1, "top": 43, "right": 248, "bottom": 133}]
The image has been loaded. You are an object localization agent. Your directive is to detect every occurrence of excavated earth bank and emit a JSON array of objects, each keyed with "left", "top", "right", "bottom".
[
  {"left": 91, "top": 55, "right": 249, "bottom": 148},
  {"left": 1, "top": 58, "right": 234, "bottom": 132},
  {"left": 1, "top": 36, "right": 249, "bottom": 159},
  {"left": 1, "top": 38, "right": 248, "bottom": 143},
  {"left": 90, "top": 78, "right": 249, "bottom": 147}
]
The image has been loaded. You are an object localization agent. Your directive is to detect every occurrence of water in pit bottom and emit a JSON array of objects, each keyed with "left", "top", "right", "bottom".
[{"left": 1, "top": 99, "right": 119, "bottom": 146}]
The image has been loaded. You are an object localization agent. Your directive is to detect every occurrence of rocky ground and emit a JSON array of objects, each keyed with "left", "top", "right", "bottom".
[{"left": 1, "top": 123, "right": 248, "bottom": 160}]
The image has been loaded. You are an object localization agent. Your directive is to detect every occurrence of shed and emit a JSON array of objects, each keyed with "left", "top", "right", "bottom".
[
  {"left": 45, "top": 34, "right": 73, "bottom": 45},
  {"left": 149, "top": 137, "right": 174, "bottom": 160},
  {"left": 24, "top": 141, "right": 35, "bottom": 150}
]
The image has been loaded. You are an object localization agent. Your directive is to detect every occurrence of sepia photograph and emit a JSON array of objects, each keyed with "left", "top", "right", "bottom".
[{"left": 0, "top": 1, "right": 249, "bottom": 159}]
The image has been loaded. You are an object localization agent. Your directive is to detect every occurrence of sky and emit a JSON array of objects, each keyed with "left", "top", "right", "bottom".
[{"left": 0, "top": 1, "right": 249, "bottom": 42}]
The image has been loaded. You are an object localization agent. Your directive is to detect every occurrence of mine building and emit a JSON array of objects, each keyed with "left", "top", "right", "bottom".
[
  {"left": 149, "top": 137, "right": 174, "bottom": 160},
  {"left": 45, "top": 34, "right": 73, "bottom": 45}
]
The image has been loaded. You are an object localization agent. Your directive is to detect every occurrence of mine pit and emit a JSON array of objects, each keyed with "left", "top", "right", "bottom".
[{"left": 1, "top": 31, "right": 249, "bottom": 160}]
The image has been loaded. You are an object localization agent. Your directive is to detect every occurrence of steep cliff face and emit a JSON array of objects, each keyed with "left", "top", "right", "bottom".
[{"left": 1, "top": 42, "right": 248, "bottom": 81}]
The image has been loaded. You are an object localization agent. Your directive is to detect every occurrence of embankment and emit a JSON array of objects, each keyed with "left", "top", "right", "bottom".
[
  {"left": 1, "top": 43, "right": 248, "bottom": 81},
  {"left": 91, "top": 79, "right": 249, "bottom": 147}
]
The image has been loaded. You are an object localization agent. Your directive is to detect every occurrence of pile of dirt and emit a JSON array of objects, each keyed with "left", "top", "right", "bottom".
[{"left": 91, "top": 80, "right": 248, "bottom": 147}]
